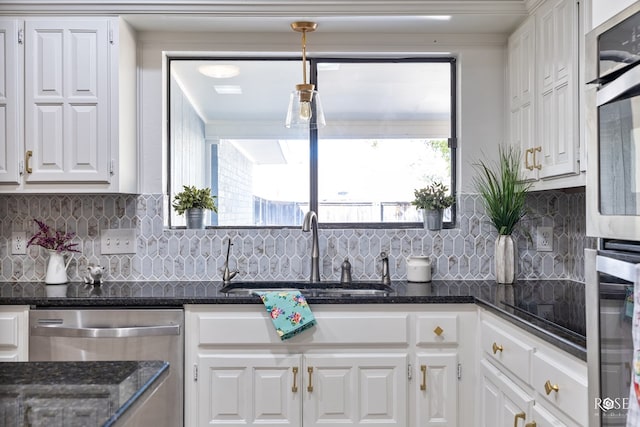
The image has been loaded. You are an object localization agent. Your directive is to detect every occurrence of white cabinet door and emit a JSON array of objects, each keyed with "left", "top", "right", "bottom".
[
  {"left": 0, "top": 306, "right": 29, "bottom": 361},
  {"left": 194, "top": 353, "right": 302, "bottom": 427},
  {"left": 24, "top": 19, "right": 110, "bottom": 184},
  {"left": 0, "top": 19, "right": 21, "bottom": 185},
  {"left": 536, "top": 0, "right": 579, "bottom": 179},
  {"left": 508, "top": 17, "right": 538, "bottom": 182},
  {"left": 303, "top": 353, "right": 408, "bottom": 427},
  {"left": 480, "top": 360, "right": 534, "bottom": 427},
  {"left": 415, "top": 352, "right": 458, "bottom": 427}
]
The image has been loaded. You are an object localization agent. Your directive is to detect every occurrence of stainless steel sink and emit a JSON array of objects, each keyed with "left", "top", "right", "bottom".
[{"left": 220, "top": 281, "right": 393, "bottom": 297}]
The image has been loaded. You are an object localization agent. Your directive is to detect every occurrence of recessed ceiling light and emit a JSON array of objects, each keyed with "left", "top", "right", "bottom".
[
  {"left": 198, "top": 64, "right": 240, "bottom": 79},
  {"left": 214, "top": 85, "right": 242, "bottom": 95}
]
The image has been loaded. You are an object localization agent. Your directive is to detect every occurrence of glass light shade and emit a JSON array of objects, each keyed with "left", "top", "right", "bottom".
[{"left": 285, "top": 88, "right": 326, "bottom": 129}]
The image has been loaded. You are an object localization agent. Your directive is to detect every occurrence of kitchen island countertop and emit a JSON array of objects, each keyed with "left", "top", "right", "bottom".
[{"left": 0, "top": 360, "right": 169, "bottom": 427}]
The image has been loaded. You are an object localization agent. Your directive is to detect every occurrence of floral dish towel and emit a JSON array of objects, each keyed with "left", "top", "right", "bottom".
[{"left": 254, "top": 290, "right": 316, "bottom": 340}]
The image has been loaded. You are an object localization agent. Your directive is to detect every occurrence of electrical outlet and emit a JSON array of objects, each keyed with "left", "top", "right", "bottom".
[
  {"left": 536, "top": 226, "right": 553, "bottom": 252},
  {"left": 11, "top": 232, "right": 27, "bottom": 255},
  {"left": 100, "top": 229, "right": 137, "bottom": 255}
]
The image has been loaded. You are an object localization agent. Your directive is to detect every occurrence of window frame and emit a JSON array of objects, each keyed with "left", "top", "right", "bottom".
[{"left": 166, "top": 56, "right": 458, "bottom": 229}]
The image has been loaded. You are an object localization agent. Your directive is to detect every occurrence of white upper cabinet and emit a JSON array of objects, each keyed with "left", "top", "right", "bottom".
[
  {"left": 0, "top": 16, "right": 137, "bottom": 193},
  {"left": 25, "top": 19, "right": 110, "bottom": 183},
  {"left": 509, "top": 17, "right": 537, "bottom": 182},
  {"left": 508, "top": 0, "right": 584, "bottom": 190},
  {"left": 0, "top": 20, "right": 20, "bottom": 185},
  {"left": 536, "top": 0, "right": 579, "bottom": 179}
]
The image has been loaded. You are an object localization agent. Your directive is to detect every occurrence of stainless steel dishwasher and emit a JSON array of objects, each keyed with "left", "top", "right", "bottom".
[{"left": 29, "top": 308, "right": 184, "bottom": 427}]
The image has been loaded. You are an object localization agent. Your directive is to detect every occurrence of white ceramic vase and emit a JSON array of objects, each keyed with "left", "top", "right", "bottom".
[
  {"left": 45, "top": 250, "right": 71, "bottom": 284},
  {"left": 495, "top": 234, "right": 515, "bottom": 284}
]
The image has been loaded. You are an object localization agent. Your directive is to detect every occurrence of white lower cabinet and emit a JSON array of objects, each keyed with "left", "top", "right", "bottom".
[
  {"left": 304, "top": 353, "right": 408, "bottom": 426},
  {"left": 414, "top": 352, "right": 458, "bottom": 426},
  {"left": 480, "top": 359, "right": 534, "bottom": 427},
  {"left": 0, "top": 305, "right": 29, "bottom": 361},
  {"left": 195, "top": 353, "right": 302, "bottom": 426},
  {"left": 185, "top": 304, "right": 475, "bottom": 427},
  {"left": 478, "top": 308, "right": 587, "bottom": 427},
  {"left": 193, "top": 352, "right": 407, "bottom": 427}
]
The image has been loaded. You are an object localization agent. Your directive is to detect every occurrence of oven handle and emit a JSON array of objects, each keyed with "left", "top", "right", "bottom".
[
  {"left": 596, "top": 63, "right": 640, "bottom": 107},
  {"left": 31, "top": 324, "right": 181, "bottom": 338}
]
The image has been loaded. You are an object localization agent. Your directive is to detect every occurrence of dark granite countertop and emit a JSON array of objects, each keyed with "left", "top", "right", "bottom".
[
  {"left": 0, "top": 360, "right": 169, "bottom": 427},
  {"left": 0, "top": 279, "right": 586, "bottom": 360}
]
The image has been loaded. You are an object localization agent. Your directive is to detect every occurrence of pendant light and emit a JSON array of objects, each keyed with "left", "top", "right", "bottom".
[{"left": 285, "top": 21, "right": 326, "bottom": 129}]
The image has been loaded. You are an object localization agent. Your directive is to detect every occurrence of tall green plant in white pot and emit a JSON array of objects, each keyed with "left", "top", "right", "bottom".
[
  {"left": 172, "top": 185, "right": 218, "bottom": 229},
  {"left": 412, "top": 182, "right": 455, "bottom": 231},
  {"left": 473, "top": 146, "right": 531, "bottom": 284}
]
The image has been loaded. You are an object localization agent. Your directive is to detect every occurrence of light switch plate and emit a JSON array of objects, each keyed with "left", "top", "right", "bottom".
[
  {"left": 100, "top": 229, "right": 137, "bottom": 255},
  {"left": 536, "top": 226, "right": 553, "bottom": 252}
]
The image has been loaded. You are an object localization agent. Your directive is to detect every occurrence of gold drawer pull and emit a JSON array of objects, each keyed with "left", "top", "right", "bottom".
[
  {"left": 25, "top": 150, "right": 33, "bottom": 174},
  {"left": 307, "top": 367, "right": 313, "bottom": 392},
  {"left": 420, "top": 365, "right": 427, "bottom": 391},
  {"left": 492, "top": 342, "right": 503, "bottom": 354},
  {"left": 525, "top": 422, "right": 536, "bottom": 427},
  {"left": 544, "top": 380, "right": 559, "bottom": 395},
  {"left": 514, "top": 412, "right": 525, "bottom": 427},
  {"left": 433, "top": 326, "right": 443, "bottom": 336},
  {"left": 291, "top": 367, "right": 298, "bottom": 393}
]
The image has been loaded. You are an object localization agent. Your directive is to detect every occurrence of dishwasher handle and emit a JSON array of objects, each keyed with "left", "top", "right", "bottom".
[{"left": 31, "top": 324, "right": 181, "bottom": 338}]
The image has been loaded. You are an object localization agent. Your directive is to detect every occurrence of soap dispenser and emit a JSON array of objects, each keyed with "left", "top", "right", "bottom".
[{"left": 340, "top": 257, "right": 352, "bottom": 284}]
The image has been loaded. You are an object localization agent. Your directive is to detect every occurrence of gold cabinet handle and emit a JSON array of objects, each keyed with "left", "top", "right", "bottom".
[
  {"left": 307, "top": 366, "right": 313, "bottom": 392},
  {"left": 492, "top": 342, "right": 503, "bottom": 354},
  {"left": 544, "top": 379, "right": 559, "bottom": 395},
  {"left": 524, "top": 148, "right": 534, "bottom": 170},
  {"left": 525, "top": 422, "right": 537, "bottom": 427},
  {"left": 532, "top": 146, "right": 542, "bottom": 170},
  {"left": 292, "top": 367, "right": 298, "bottom": 393},
  {"left": 514, "top": 412, "right": 525, "bottom": 427},
  {"left": 420, "top": 365, "right": 427, "bottom": 391},
  {"left": 25, "top": 150, "right": 33, "bottom": 174},
  {"left": 433, "top": 326, "right": 443, "bottom": 336}
]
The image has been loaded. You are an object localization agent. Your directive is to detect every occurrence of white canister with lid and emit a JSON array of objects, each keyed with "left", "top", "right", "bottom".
[{"left": 406, "top": 256, "right": 432, "bottom": 282}]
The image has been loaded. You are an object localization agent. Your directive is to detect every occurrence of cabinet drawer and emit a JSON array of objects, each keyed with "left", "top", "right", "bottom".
[
  {"left": 532, "top": 350, "right": 587, "bottom": 426},
  {"left": 196, "top": 311, "right": 409, "bottom": 345},
  {"left": 416, "top": 314, "right": 458, "bottom": 345},
  {"left": 481, "top": 319, "right": 533, "bottom": 383}
]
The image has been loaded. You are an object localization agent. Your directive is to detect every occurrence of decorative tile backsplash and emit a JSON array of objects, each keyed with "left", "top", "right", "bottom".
[{"left": 0, "top": 189, "right": 594, "bottom": 283}]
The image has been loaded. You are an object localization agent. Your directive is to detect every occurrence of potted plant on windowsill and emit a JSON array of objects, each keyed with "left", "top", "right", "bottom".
[
  {"left": 172, "top": 185, "right": 218, "bottom": 229},
  {"left": 411, "top": 181, "right": 455, "bottom": 231},
  {"left": 473, "top": 145, "right": 531, "bottom": 284}
]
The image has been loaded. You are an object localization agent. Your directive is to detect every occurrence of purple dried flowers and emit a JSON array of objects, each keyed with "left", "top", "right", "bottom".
[{"left": 27, "top": 219, "right": 80, "bottom": 253}]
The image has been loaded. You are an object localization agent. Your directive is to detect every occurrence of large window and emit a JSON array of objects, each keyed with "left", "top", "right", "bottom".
[{"left": 168, "top": 58, "right": 456, "bottom": 228}]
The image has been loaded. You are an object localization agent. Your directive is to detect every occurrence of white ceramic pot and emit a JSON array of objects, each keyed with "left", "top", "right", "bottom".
[{"left": 406, "top": 256, "right": 432, "bottom": 282}]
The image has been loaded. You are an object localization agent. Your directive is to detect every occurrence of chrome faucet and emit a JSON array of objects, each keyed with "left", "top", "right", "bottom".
[
  {"left": 223, "top": 238, "right": 239, "bottom": 283},
  {"left": 302, "top": 211, "right": 320, "bottom": 282},
  {"left": 380, "top": 251, "right": 391, "bottom": 285}
]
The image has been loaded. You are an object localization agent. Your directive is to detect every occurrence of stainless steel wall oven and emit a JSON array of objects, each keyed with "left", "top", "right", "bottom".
[{"left": 586, "top": 2, "right": 640, "bottom": 241}]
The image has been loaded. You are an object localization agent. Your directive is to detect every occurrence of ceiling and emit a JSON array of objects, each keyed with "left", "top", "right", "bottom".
[{"left": 125, "top": 13, "right": 526, "bottom": 35}]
